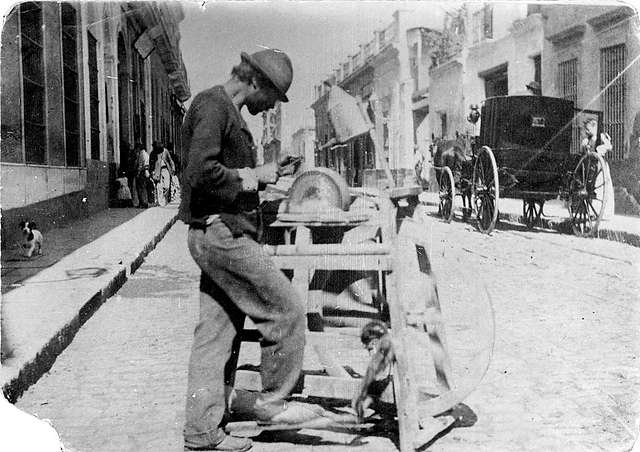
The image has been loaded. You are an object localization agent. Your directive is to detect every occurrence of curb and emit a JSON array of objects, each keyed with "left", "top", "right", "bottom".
[
  {"left": 422, "top": 200, "right": 640, "bottom": 248},
  {"left": 2, "top": 213, "right": 178, "bottom": 403}
]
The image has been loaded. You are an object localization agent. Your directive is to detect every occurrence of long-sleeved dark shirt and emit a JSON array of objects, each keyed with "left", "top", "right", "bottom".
[{"left": 178, "top": 86, "right": 260, "bottom": 237}]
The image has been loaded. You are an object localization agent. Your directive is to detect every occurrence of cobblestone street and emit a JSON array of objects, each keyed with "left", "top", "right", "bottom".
[{"left": 16, "top": 206, "right": 640, "bottom": 451}]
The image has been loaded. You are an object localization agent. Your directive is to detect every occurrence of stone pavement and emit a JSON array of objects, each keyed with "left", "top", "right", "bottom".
[
  {"left": 13, "top": 207, "right": 640, "bottom": 451},
  {"left": 16, "top": 221, "right": 399, "bottom": 452},
  {"left": 1, "top": 203, "right": 179, "bottom": 402},
  {"left": 419, "top": 191, "right": 640, "bottom": 247}
]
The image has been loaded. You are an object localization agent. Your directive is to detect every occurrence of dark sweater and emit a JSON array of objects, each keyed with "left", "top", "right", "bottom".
[{"left": 178, "top": 86, "right": 260, "bottom": 237}]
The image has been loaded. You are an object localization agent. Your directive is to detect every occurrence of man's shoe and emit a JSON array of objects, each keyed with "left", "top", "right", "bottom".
[
  {"left": 257, "top": 401, "right": 327, "bottom": 425},
  {"left": 184, "top": 434, "right": 252, "bottom": 451}
]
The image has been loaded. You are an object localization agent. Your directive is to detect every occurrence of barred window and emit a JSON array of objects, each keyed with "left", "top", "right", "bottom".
[
  {"left": 20, "top": 2, "right": 46, "bottom": 164},
  {"left": 88, "top": 32, "right": 100, "bottom": 160},
  {"left": 600, "top": 44, "right": 626, "bottom": 160},
  {"left": 61, "top": 2, "right": 80, "bottom": 166},
  {"left": 558, "top": 58, "right": 580, "bottom": 154}
]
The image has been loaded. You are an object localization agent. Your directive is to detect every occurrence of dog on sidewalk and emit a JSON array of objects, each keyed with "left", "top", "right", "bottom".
[{"left": 18, "top": 221, "right": 43, "bottom": 258}]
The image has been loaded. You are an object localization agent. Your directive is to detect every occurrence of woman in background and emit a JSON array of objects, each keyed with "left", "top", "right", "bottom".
[
  {"left": 152, "top": 142, "right": 176, "bottom": 206},
  {"left": 581, "top": 118, "right": 615, "bottom": 219}
]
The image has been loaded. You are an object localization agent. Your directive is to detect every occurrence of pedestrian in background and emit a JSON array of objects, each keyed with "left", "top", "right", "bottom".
[
  {"left": 179, "top": 48, "right": 311, "bottom": 452},
  {"left": 581, "top": 118, "right": 615, "bottom": 219},
  {"left": 152, "top": 141, "right": 176, "bottom": 206},
  {"left": 131, "top": 142, "right": 150, "bottom": 208},
  {"left": 115, "top": 168, "right": 133, "bottom": 207}
]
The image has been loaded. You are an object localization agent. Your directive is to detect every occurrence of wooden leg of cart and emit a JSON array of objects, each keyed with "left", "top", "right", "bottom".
[{"left": 386, "top": 246, "right": 419, "bottom": 452}]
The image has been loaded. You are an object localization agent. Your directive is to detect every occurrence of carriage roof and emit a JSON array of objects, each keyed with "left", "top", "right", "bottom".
[{"left": 479, "top": 95, "right": 578, "bottom": 153}]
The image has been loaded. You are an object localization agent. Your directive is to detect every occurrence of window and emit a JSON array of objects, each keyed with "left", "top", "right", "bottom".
[
  {"left": 133, "top": 52, "right": 146, "bottom": 147},
  {"left": 409, "top": 43, "right": 419, "bottom": 92},
  {"left": 558, "top": 59, "right": 577, "bottom": 104},
  {"left": 21, "top": 2, "right": 46, "bottom": 164},
  {"left": 558, "top": 58, "right": 579, "bottom": 153},
  {"left": 61, "top": 2, "right": 80, "bottom": 166},
  {"left": 440, "top": 112, "right": 447, "bottom": 139},
  {"left": 483, "top": 5, "right": 493, "bottom": 40},
  {"left": 88, "top": 32, "right": 100, "bottom": 160},
  {"left": 482, "top": 64, "right": 508, "bottom": 98},
  {"left": 532, "top": 54, "right": 541, "bottom": 86},
  {"left": 472, "top": 5, "right": 493, "bottom": 44},
  {"left": 600, "top": 44, "right": 625, "bottom": 160}
]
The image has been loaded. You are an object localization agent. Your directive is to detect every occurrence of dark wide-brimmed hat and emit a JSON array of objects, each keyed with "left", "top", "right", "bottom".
[
  {"left": 526, "top": 80, "right": 541, "bottom": 92},
  {"left": 241, "top": 49, "right": 293, "bottom": 102}
]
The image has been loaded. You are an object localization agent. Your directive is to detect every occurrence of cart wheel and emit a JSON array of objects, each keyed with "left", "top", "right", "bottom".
[
  {"left": 568, "top": 152, "right": 607, "bottom": 237},
  {"left": 472, "top": 146, "right": 499, "bottom": 234},
  {"left": 522, "top": 199, "right": 543, "bottom": 229},
  {"left": 438, "top": 167, "right": 455, "bottom": 223}
]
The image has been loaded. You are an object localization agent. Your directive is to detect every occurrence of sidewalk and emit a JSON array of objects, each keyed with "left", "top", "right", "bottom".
[
  {"left": 419, "top": 191, "right": 640, "bottom": 247},
  {"left": 1, "top": 204, "right": 179, "bottom": 402}
]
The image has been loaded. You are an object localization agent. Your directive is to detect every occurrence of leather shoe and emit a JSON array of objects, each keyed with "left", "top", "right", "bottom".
[
  {"left": 184, "top": 434, "right": 252, "bottom": 451},
  {"left": 257, "top": 401, "right": 327, "bottom": 424}
]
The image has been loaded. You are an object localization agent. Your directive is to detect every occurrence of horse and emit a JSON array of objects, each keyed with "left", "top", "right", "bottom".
[{"left": 432, "top": 137, "right": 473, "bottom": 219}]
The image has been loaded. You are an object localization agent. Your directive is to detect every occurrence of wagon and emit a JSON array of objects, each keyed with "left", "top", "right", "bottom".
[{"left": 434, "top": 95, "right": 609, "bottom": 236}]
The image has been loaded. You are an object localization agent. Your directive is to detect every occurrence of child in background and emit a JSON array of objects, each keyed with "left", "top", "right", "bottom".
[{"left": 115, "top": 169, "right": 133, "bottom": 207}]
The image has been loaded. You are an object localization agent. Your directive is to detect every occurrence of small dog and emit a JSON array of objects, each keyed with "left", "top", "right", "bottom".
[{"left": 19, "top": 221, "right": 43, "bottom": 258}]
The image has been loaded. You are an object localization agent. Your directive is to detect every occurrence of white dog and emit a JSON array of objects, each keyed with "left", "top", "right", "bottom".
[{"left": 19, "top": 221, "right": 43, "bottom": 258}]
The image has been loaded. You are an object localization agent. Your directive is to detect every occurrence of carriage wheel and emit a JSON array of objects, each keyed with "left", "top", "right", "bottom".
[
  {"left": 522, "top": 199, "right": 543, "bottom": 229},
  {"left": 472, "top": 146, "right": 500, "bottom": 234},
  {"left": 568, "top": 152, "right": 607, "bottom": 237},
  {"left": 438, "top": 167, "right": 455, "bottom": 223}
]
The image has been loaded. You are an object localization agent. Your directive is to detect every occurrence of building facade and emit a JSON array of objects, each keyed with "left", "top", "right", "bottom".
[
  {"left": 428, "top": 4, "right": 544, "bottom": 146},
  {"left": 260, "top": 102, "right": 281, "bottom": 164},
  {"left": 290, "top": 126, "right": 316, "bottom": 172},
  {"left": 1, "top": 1, "right": 190, "bottom": 245},
  {"left": 425, "top": 3, "right": 639, "bottom": 210},
  {"left": 540, "top": 4, "right": 639, "bottom": 202},
  {"left": 311, "top": 10, "right": 439, "bottom": 187}
]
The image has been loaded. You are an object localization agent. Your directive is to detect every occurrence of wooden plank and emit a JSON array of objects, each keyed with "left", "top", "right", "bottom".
[
  {"left": 311, "top": 342, "right": 352, "bottom": 378},
  {"left": 264, "top": 243, "right": 391, "bottom": 256},
  {"left": 234, "top": 369, "right": 396, "bottom": 403},
  {"left": 387, "top": 233, "right": 419, "bottom": 452},
  {"left": 270, "top": 254, "right": 393, "bottom": 271}
]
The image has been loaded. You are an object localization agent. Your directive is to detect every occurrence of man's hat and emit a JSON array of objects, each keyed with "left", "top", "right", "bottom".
[
  {"left": 526, "top": 80, "right": 541, "bottom": 92},
  {"left": 241, "top": 49, "right": 293, "bottom": 102}
]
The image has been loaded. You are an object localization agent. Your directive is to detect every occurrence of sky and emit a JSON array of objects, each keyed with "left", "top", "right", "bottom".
[{"left": 179, "top": 1, "right": 450, "bottom": 150}]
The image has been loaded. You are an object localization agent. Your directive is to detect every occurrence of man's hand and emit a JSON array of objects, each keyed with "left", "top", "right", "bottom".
[
  {"left": 254, "top": 162, "right": 279, "bottom": 184},
  {"left": 351, "top": 394, "right": 368, "bottom": 422},
  {"left": 277, "top": 155, "right": 302, "bottom": 177}
]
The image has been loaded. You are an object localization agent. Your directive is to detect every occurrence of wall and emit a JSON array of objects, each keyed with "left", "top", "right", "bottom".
[
  {"left": 1, "top": 2, "right": 190, "bottom": 248},
  {"left": 542, "top": 5, "right": 640, "bottom": 203},
  {"left": 427, "top": 59, "right": 464, "bottom": 142}
]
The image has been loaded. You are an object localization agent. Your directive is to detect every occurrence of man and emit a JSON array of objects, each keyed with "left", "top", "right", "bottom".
[
  {"left": 525, "top": 80, "right": 542, "bottom": 96},
  {"left": 131, "top": 142, "right": 150, "bottom": 208},
  {"left": 179, "top": 49, "right": 316, "bottom": 452}
]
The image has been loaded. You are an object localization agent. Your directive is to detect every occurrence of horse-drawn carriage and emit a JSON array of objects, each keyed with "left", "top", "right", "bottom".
[{"left": 433, "top": 95, "right": 609, "bottom": 236}]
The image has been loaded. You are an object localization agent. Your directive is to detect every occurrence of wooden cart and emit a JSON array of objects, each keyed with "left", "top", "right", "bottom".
[{"left": 229, "top": 190, "right": 489, "bottom": 451}]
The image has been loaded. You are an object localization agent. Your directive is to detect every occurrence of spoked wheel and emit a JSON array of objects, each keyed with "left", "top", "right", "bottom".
[
  {"left": 472, "top": 146, "right": 499, "bottom": 234},
  {"left": 438, "top": 167, "right": 455, "bottom": 223},
  {"left": 568, "top": 152, "right": 607, "bottom": 237},
  {"left": 522, "top": 199, "right": 543, "bottom": 229}
]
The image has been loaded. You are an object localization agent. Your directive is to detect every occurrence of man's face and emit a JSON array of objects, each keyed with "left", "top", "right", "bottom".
[{"left": 245, "top": 81, "right": 281, "bottom": 115}]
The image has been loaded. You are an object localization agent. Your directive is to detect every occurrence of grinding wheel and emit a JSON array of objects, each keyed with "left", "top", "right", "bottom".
[{"left": 287, "top": 168, "right": 351, "bottom": 213}]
